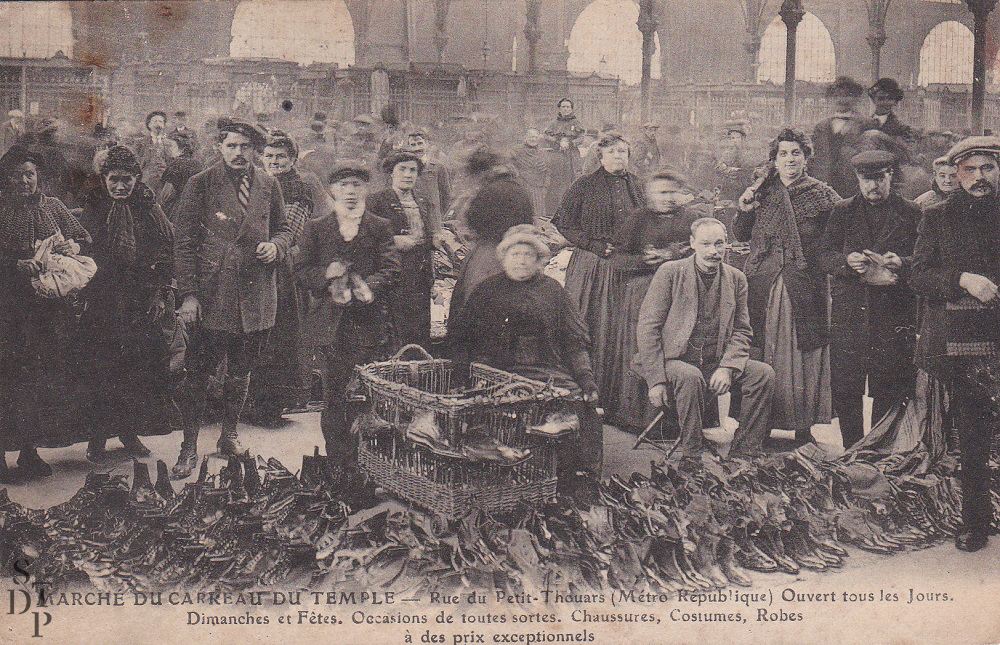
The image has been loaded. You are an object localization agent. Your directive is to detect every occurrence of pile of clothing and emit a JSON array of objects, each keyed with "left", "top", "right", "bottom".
[{"left": 0, "top": 445, "right": 990, "bottom": 596}]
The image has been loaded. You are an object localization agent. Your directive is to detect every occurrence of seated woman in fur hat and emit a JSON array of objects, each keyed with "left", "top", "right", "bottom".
[{"left": 449, "top": 225, "right": 602, "bottom": 480}]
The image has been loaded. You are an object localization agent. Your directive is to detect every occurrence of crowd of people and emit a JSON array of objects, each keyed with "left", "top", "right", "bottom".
[{"left": 0, "top": 74, "right": 997, "bottom": 553}]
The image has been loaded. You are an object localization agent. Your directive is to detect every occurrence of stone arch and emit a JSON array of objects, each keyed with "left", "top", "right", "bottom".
[
  {"left": 918, "top": 20, "right": 973, "bottom": 86},
  {"left": 566, "top": 0, "right": 661, "bottom": 85},
  {"left": 0, "top": 1, "right": 74, "bottom": 58},
  {"left": 756, "top": 11, "right": 836, "bottom": 84},
  {"left": 230, "top": 0, "right": 355, "bottom": 65}
]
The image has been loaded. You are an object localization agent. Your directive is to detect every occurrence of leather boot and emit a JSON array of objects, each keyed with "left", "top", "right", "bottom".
[
  {"left": 217, "top": 376, "right": 250, "bottom": 456},
  {"left": 121, "top": 434, "right": 151, "bottom": 458},
  {"left": 87, "top": 438, "right": 110, "bottom": 463},
  {"left": 171, "top": 425, "right": 199, "bottom": 480},
  {"left": 17, "top": 447, "right": 52, "bottom": 479}
]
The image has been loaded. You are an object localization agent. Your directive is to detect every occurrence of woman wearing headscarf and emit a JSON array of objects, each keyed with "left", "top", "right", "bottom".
[
  {"left": 368, "top": 149, "right": 437, "bottom": 350},
  {"left": 554, "top": 132, "right": 645, "bottom": 407},
  {"left": 545, "top": 98, "right": 585, "bottom": 216},
  {"left": 609, "top": 168, "right": 710, "bottom": 429},
  {"left": 78, "top": 146, "right": 175, "bottom": 462},
  {"left": 0, "top": 145, "right": 91, "bottom": 481},
  {"left": 450, "top": 225, "right": 601, "bottom": 481},
  {"left": 446, "top": 150, "right": 534, "bottom": 327},
  {"left": 243, "top": 130, "right": 313, "bottom": 425},
  {"left": 734, "top": 128, "right": 840, "bottom": 443}
]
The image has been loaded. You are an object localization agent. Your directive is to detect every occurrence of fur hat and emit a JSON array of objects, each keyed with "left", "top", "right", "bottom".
[{"left": 495, "top": 224, "right": 551, "bottom": 263}]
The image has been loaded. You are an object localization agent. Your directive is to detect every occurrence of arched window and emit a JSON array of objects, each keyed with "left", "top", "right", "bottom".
[
  {"left": 0, "top": 1, "right": 74, "bottom": 59},
  {"left": 918, "top": 21, "right": 973, "bottom": 86},
  {"left": 756, "top": 12, "right": 836, "bottom": 84},
  {"left": 567, "top": 0, "right": 661, "bottom": 85},
  {"left": 230, "top": 0, "right": 354, "bottom": 66}
]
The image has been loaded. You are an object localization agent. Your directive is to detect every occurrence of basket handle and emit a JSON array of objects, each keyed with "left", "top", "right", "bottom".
[
  {"left": 391, "top": 343, "right": 434, "bottom": 361},
  {"left": 493, "top": 382, "right": 540, "bottom": 399}
]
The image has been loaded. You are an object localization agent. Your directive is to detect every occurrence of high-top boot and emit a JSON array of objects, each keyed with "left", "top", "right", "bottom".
[
  {"left": 171, "top": 424, "right": 199, "bottom": 480},
  {"left": 172, "top": 376, "right": 206, "bottom": 479},
  {"left": 217, "top": 376, "right": 251, "bottom": 456}
]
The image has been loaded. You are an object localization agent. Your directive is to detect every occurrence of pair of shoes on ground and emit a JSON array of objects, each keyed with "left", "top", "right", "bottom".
[
  {"left": 0, "top": 448, "right": 53, "bottom": 482},
  {"left": 86, "top": 436, "right": 151, "bottom": 464},
  {"left": 171, "top": 435, "right": 248, "bottom": 480}
]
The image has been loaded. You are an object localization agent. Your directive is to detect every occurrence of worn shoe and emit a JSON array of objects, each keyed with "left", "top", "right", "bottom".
[
  {"left": 17, "top": 448, "right": 52, "bottom": 479},
  {"left": 86, "top": 439, "right": 110, "bottom": 463},
  {"left": 217, "top": 434, "right": 246, "bottom": 457},
  {"left": 955, "top": 530, "right": 988, "bottom": 553},
  {"left": 0, "top": 458, "right": 15, "bottom": 484},
  {"left": 121, "top": 435, "right": 151, "bottom": 458},
  {"left": 171, "top": 445, "right": 198, "bottom": 480}
]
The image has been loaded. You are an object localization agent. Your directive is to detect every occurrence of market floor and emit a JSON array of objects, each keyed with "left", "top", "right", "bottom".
[{"left": 4, "top": 411, "right": 997, "bottom": 604}]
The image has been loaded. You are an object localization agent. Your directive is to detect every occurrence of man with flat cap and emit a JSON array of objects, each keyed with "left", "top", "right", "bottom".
[
  {"left": 295, "top": 160, "right": 400, "bottom": 466},
  {"left": 171, "top": 117, "right": 293, "bottom": 478},
  {"left": 817, "top": 147, "right": 921, "bottom": 450},
  {"left": 912, "top": 135, "right": 1000, "bottom": 552}
]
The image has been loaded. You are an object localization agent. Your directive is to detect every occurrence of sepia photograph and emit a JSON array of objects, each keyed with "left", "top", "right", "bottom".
[{"left": 0, "top": 0, "right": 999, "bottom": 643}]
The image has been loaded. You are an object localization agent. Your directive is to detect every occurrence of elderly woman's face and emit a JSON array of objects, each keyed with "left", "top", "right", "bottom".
[
  {"left": 262, "top": 145, "right": 294, "bottom": 176},
  {"left": 502, "top": 243, "right": 542, "bottom": 282},
  {"left": 391, "top": 160, "right": 420, "bottom": 191},
  {"left": 600, "top": 142, "right": 630, "bottom": 173},
  {"left": 8, "top": 162, "right": 38, "bottom": 198},
  {"left": 558, "top": 101, "right": 573, "bottom": 117},
  {"left": 105, "top": 171, "right": 138, "bottom": 200},
  {"left": 775, "top": 141, "right": 806, "bottom": 182},
  {"left": 934, "top": 165, "right": 957, "bottom": 193}
]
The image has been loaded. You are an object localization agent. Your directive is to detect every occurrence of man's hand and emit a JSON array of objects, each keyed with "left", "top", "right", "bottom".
[
  {"left": 960, "top": 272, "right": 999, "bottom": 304},
  {"left": 147, "top": 294, "right": 167, "bottom": 323},
  {"left": 648, "top": 383, "right": 669, "bottom": 408},
  {"left": 847, "top": 251, "right": 869, "bottom": 274},
  {"left": 881, "top": 251, "right": 904, "bottom": 270},
  {"left": 178, "top": 295, "right": 201, "bottom": 325},
  {"left": 16, "top": 258, "right": 42, "bottom": 277},
  {"left": 708, "top": 367, "right": 733, "bottom": 396},
  {"left": 601, "top": 242, "right": 616, "bottom": 258},
  {"left": 583, "top": 389, "right": 599, "bottom": 405},
  {"left": 255, "top": 242, "right": 278, "bottom": 264}
]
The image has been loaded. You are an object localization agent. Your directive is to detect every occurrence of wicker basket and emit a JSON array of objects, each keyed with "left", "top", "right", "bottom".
[
  {"left": 357, "top": 344, "right": 572, "bottom": 449},
  {"left": 359, "top": 433, "right": 557, "bottom": 518}
]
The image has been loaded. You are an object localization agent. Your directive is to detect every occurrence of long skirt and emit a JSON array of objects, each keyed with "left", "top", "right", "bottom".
[
  {"left": 0, "top": 300, "right": 93, "bottom": 450},
  {"left": 563, "top": 249, "right": 628, "bottom": 411},
  {"left": 246, "top": 260, "right": 305, "bottom": 419},
  {"left": 763, "top": 275, "right": 832, "bottom": 431},
  {"left": 390, "top": 245, "right": 433, "bottom": 351},
  {"left": 609, "top": 273, "right": 653, "bottom": 429}
]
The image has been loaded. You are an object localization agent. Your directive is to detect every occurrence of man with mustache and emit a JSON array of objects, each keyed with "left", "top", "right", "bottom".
[
  {"left": 817, "top": 149, "right": 921, "bottom": 450},
  {"left": 171, "top": 117, "right": 293, "bottom": 478},
  {"left": 637, "top": 217, "right": 774, "bottom": 458},
  {"left": 912, "top": 136, "right": 1000, "bottom": 552}
]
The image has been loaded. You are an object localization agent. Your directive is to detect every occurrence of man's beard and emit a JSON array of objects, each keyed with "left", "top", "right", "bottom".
[{"left": 968, "top": 181, "right": 996, "bottom": 197}]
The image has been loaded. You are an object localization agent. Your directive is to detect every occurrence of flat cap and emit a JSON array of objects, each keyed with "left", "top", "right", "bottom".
[
  {"left": 850, "top": 149, "right": 896, "bottom": 173},
  {"left": 217, "top": 116, "right": 266, "bottom": 147},
  {"left": 946, "top": 135, "right": 1000, "bottom": 165},
  {"left": 328, "top": 160, "right": 370, "bottom": 184}
]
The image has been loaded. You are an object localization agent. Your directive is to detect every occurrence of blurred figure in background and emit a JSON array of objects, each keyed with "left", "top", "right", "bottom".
[
  {"left": 513, "top": 127, "right": 551, "bottom": 222},
  {"left": 811, "top": 77, "right": 866, "bottom": 200},
  {"left": 545, "top": 98, "right": 585, "bottom": 217}
]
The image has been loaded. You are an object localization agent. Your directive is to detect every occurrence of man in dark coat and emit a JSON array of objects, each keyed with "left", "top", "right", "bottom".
[
  {"left": 911, "top": 136, "right": 1000, "bottom": 552},
  {"left": 406, "top": 128, "right": 451, "bottom": 229},
  {"left": 130, "top": 111, "right": 178, "bottom": 198},
  {"left": 812, "top": 76, "right": 867, "bottom": 200},
  {"left": 862, "top": 78, "right": 917, "bottom": 144},
  {"left": 817, "top": 149, "right": 920, "bottom": 449},
  {"left": 296, "top": 161, "right": 400, "bottom": 463},
  {"left": 171, "top": 117, "right": 293, "bottom": 478}
]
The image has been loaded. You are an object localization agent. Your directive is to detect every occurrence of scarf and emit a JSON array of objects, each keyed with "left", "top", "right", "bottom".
[
  {"left": 89, "top": 183, "right": 172, "bottom": 266},
  {"left": 754, "top": 174, "right": 831, "bottom": 271},
  {"left": 514, "top": 144, "right": 550, "bottom": 185},
  {"left": 394, "top": 188, "right": 424, "bottom": 242},
  {"left": 334, "top": 200, "right": 365, "bottom": 242},
  {"left": 107, "top": 201, "right": 137, "bottom": 265},
  {"left": 0, "top": 191, "right": 90, "bottom": 254}
]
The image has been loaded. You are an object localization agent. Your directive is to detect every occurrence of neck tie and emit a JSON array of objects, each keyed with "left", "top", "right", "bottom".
[{"left": 238, "top": 171, "right": 251, "bottom": 214}]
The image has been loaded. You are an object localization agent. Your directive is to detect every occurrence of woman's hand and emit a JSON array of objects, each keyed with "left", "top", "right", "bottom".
[
  {"left": 737, "top": 187, "right": 759, "bottom": 213},
  {"left": 54, "top": 238, "right": 80, "bottom": 256},
  {"left": 178, "top": 295, "right": 201, "bottom": 325},
  {"left": 255, "top": 241, "right": 278, "bottom": 264},
  {"left": 16, "top": 258, "right": 42, "bottom": 277}
]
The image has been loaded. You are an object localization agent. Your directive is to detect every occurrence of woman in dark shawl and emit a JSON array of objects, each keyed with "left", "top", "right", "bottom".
[
  {"left": 244, "top": 130, "right": 312, "bottom": 425},
  {"left": 554, "top": 133, "right": 645, "bottom": 409},
  {"left": 79, "top": 145, "right": 175, "bottom": 462},
  {"left": 544, "top": 98, "right": 585, "bottom": 216},
  {"left": 733, "top": 128, "right": 840, "bottom": 443},
  {"left": 0, "top": 145, "right": 92, "bottom": 481},
  {"left": 368, "top": 149, "right": 437, "bottom": 350}
]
